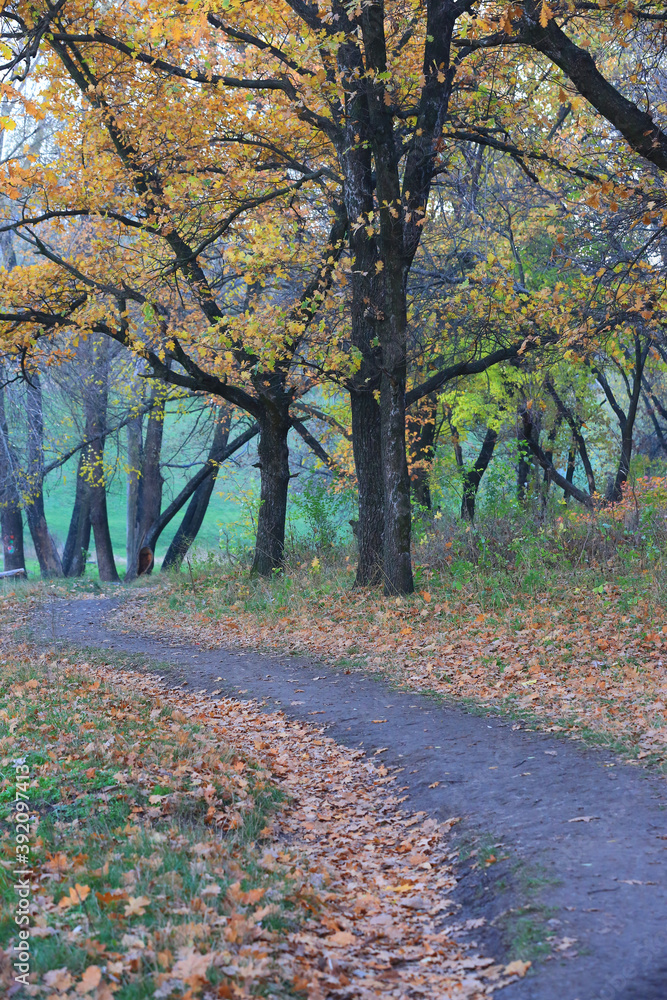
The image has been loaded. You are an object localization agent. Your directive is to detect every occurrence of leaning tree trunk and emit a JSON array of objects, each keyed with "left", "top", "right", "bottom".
[
  {"left": 25, "top": 375, "right": 62, "bottom": 577},
  {"left": 83, "top": 337, "right": 119, "bottom": 582},
  {"left": 61, "top": 451, "right": 91, "bottom": 577},
  {"left": 461, "top": 427, "right": 498, "bottom": 522},
  {"left": 0, "top": 379, "right": 26, "bottom": 575},
  {"left": 162, "top": 406, "right": 231, "bottom": 572},
  {"left": 251, "top": 403, "right": 291, "bottom": 577}
]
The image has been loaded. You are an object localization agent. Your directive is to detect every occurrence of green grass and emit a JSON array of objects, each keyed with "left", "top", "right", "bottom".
[{"left": 0, "top": 654, "right": 309, "bottom": 998}]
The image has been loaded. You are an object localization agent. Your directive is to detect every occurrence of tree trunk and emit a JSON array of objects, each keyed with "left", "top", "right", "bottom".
[
  {"left": 162, "top": 406, "right": 230, "bottom": 572},
  {"left": 600, "top": 336, "right": 650, "bottom": 503},
  {"left": 564, "top": 440, "right": 577, "bottom": 497},
  {"left": 61, "top": 452, "right": 91, "bottom": 576},
  {"left": 125, "top": 410, "right": 143, "bottom": 579},
  {"left": 0, "top": 379, "right": 26, "bottom": 575},
  {"left": 380, "top": 361, "right": 414, "bottom": 595},
  {"left": 136, "top": 389, "right": 164, "bottom": 550},
  {"left": 408, "top": 396, "right": 438, "bottom": 510},
  {"left": 1, "top": 503, "right": 25, "bottom": 574},
  {"left": 251, "top": 404, "right": 291, "bottom": 576},
  {"left": 350, "top": 387, "right": 384, "bottom": 585},
  {"left": 25, "top": 375, "right": 62, "bottom": 577},
  {"left": 461, "top": 427, "right": 498, "bottom": 521},
  {"left": 83, "top": 337, "right": 119, "bottom": 582}
]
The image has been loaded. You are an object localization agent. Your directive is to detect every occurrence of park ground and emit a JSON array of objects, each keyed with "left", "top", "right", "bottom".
[{"left": 1, "top": 505, "right": 667, "bottom": 998}]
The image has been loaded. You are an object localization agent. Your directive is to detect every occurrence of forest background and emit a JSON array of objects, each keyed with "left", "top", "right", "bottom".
[{"left": 0, "top": 0, "right": 667, "bottom": 600}]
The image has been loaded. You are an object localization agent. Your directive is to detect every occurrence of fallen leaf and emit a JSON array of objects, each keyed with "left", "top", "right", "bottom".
[
  {"left": 59, "top": 883, "right": 91, "bottom": 908},
  {"left": 43, "top": 968, "right": 74, "bottom": 992},
  {"left": 326, "top": 930, "right": 356, "bottom": 947},
  {"left": 124, "top": 895, "right": 151, "bottom": 916},
  {"left": 504, "top": 959, "right": 531, "bottom": 977},
  {"left": 75, "top": 966, "right": 102, "bottom": 994}
]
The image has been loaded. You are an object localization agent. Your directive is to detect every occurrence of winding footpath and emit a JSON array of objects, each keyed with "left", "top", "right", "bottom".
[{"left": 32, "top": 596, "right": 667, "bottom": 1000}]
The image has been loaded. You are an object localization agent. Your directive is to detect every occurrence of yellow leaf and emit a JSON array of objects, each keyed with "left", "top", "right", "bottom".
[{"left": 540, "top": 1, "right": 553, "bottom": 27}]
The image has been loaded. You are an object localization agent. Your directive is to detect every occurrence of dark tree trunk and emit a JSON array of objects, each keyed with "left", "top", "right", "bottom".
[
  {"left": 25, "top": 375, "right": 62, "bottom": 577},
  {"left": 461, "top": 427, "right": 498, "bottom": 521},
  {"left": 334, "top": 36, "right": 386, "bottom": 587},
  {"left": 564, "top": 440, "right": 577, "bottom": 497},
  {"left": 379, "top": 360, "right": 414, "bottom": 595},
  {"left": 137, "top": 390, "right": 164, "bottom": 547},
  {"left": 408, "top": 396, "right": 438, "bottom": 510},
  {"left": 61, "top": 452, "right": 91, "bottom": 577},
  {"left": 251, "top": 403, "right": 291, "bottom": 576},
  {"left": 162, "top": 407, "right": 230, "bottom": 572},
  {"left": 0, "top": 379, "right": 26, "bottom": 575},
  {"left": 350, "top": 387, "right": 384, "bottom": 585},
  {"left": 83, "top": 337, "right": 119, "bottom": 582}
]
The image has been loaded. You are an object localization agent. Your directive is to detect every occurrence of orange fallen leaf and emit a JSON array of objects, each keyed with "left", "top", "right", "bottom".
[
  {"left": 326, "top": 930, "right": 356, "bottom": 947},
  {"left": 505, "top": 959, "right": 531, "bottom": 977},
  {"left": 75, "top": 965, "right": 102, "bottom": 994},
  {"left": 59, "top": 883, "right": 90, "bottom": 908}
]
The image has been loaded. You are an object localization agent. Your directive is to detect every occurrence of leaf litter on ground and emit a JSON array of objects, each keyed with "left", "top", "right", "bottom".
[{"left": 0, "top": 640, "right": 521, "bottom": 999}]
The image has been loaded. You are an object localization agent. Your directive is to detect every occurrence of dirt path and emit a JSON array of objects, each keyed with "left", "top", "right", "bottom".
[{"left": 32, "top": 597, "right": 667, "bottom": 1000}]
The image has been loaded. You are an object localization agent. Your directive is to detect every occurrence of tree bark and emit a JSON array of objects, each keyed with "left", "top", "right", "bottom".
[
  {"left": 461, "top": 427, "right": 498, "bottom": 521},
  {"left": 0, "top": 381, "right": 26, "bottom": 575},
  {"left": 350, "top": 387, "right": 384, "bottom": 585},
  {"left": 61, "top": 452, "right": 91, "bottom": 577},
  {"left": 25, "top": 375, "right": 63, "bottom": 577},
  {"left": 83, "top": 337, "right": 119, "bottom": 582},
  {"left": 161, "top": 406, "right": 231, "bottom": 572},
  {"left": 136, "top": 388, "right": 164, "bottom": 557},
  {"left": 334, "top": 27, "right": 386, "bottom": 586},
  {"left": 251, "top": 403, "right": 291, "bottom": 576}
]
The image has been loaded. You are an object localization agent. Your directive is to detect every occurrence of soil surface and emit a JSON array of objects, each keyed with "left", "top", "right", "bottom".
[{"left": 30, "top": 596, "right": 667, "bottom": 1000}]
